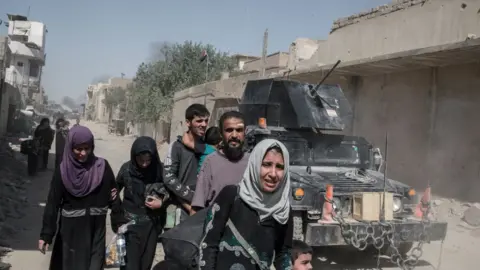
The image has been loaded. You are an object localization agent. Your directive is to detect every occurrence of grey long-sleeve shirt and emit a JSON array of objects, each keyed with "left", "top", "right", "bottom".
[{"left": 191, "top": 151, "right": 249, "bottom": 208}]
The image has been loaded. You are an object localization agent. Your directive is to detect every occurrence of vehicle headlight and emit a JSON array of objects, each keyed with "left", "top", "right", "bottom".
[{"left": 393, "top": 197, "right": 402, "bottom": 212}]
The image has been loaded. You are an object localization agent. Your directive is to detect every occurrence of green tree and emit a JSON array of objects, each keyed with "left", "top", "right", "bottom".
[
  {"left": 102, "top": 87, "right": 126, "bottom": 121},
  {"left": 130, "top": 41, "right": 235, "bottom": 123}
]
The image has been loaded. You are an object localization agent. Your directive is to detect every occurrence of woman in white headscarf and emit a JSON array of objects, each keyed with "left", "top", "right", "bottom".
[{"left": 198, "top": 139, "right": 293, "bottom": 270}]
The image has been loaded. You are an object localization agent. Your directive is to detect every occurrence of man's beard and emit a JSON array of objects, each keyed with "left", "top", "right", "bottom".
[{"left": 223, "top": 139, "right": 244, "bottom": 161}]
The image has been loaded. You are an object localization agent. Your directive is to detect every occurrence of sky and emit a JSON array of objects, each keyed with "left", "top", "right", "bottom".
[{"left": 1, "top": 0, "right": 389, "bottom": 102}]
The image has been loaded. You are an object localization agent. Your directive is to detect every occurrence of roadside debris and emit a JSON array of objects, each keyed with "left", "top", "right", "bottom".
[
  {"left": 463, "top": 205, "right": 480, "bottom": 227},
  {"left": 0, "top": 138, "right": 29, "bottom": 269}
]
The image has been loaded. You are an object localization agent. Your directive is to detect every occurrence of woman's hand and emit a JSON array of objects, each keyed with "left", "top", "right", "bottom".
[
  {"left": 38, "top": 239, "right": 48, "bottom": 254},
  {"left": 111, "top": 188, "right": 118, "bottom": 200},
  {"left": 145, "top": 196, "right": 162, "bottom": 209}
]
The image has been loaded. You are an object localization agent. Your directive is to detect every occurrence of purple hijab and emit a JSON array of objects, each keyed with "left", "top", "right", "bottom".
[{"left": 60, "top": 125, "right": 106, "bottom": 197}]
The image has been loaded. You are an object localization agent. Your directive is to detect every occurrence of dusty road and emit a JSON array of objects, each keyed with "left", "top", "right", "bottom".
[{"left": 2, "top": 121, "right": 479, "bottom": 269}]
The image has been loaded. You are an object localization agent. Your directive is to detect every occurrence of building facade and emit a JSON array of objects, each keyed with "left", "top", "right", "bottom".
[
  {"left": 85, "top": 77, "right": 132, "bottom": 123},
  {"left": 4, "top": 14, "right": 47, "bottom": 107}
]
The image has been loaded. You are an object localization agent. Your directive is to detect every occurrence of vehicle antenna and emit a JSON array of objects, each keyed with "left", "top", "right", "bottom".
[{"left": 380, "top": 132, "right": 388, "bottom": 222}]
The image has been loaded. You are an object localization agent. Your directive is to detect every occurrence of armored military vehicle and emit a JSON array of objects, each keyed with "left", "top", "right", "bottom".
[{"left": 239, "top": 76, "right": 448, "bottom": 268}]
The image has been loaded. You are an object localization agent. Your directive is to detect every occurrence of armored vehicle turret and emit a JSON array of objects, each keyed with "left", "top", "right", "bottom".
[{"left": 240, "top": 78, "right": 352, "bottom": 130}]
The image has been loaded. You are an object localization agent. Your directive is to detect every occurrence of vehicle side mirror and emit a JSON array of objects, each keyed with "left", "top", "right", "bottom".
[{"left": 373, "top": 148, "right": 383, "bottom": 171}]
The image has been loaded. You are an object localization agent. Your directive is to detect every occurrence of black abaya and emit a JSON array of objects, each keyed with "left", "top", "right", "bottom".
[
  {"left": 40, "top": 161, "right": 123, "bottom": 270},
  {"left": 121, "top": 221, "right": 158, "bottom": 270}
]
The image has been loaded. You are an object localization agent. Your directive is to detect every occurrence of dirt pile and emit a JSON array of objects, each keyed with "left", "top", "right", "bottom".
[{"left": 0, "top": 138, "right": 29, "bottom": 269}]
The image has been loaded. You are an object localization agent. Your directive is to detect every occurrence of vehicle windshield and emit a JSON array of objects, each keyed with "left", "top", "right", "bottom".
[
  {"left": 277, "top": 132, "right": 366, "bottom": 167},
  {"left": 313, "top": 142, "right": 361, "bottom": 164}
]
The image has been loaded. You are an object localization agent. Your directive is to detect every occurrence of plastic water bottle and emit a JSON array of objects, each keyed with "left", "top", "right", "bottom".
[{"left": 116, "top": 234, "right": 126, "bottom": 266}]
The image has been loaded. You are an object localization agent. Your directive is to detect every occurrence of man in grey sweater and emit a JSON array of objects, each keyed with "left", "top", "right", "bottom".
[{"left": 191, "top": 111, "right": 249, "bottom": 213}]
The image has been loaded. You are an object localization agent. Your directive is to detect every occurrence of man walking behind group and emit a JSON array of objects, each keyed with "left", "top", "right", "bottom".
[
  {"left": 163, "top": 104, "right": 210, "bottom": 226},
  {"left": 191, "top": 111, "right": 249, "bottom": 213}
]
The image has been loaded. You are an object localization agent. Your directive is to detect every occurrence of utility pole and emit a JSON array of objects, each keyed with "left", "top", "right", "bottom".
[
  {"left": 205, "top": 53, "right": 209, "bottom": 82},
  {"left": 261, "top": 28, "right": 268, "bottom": 78}
]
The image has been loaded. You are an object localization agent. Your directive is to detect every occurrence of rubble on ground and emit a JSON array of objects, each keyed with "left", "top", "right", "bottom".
[
  {"left": 0, "top": 138, "right": 29, "bottom": 269},
  {"left": 431, "top": 196, "right": 480, "bottom": 231},
  {"left": 463, "top": 205, "right": 480, "bottom": 227}
]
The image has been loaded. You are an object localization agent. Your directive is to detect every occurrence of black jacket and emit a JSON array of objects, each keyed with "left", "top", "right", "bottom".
[{"left": 163, "top": 136, "right": 203, "bottom": 203}]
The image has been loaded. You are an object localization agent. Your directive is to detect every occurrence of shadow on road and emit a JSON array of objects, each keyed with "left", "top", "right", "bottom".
[
  {"left": 312, "top": 247, "right": 434, "bottom": 270},
  {"left": 5, "top": 153, "right": 56, "bottom": 251}
]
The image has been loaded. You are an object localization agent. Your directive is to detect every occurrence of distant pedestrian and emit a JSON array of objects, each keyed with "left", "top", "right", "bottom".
[
  {"left": 54, "top": 118, "right": 68, "bottom": 169},
  {"left": 29, "top": 118, "right": 54, "bottom": 174},
  {"left": 39, "top": 126, "right": 123, "bottom": 270}
]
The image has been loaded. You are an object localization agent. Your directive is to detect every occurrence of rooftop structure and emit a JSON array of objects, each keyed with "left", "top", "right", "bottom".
[{"left": 4, "top": 13, "right": 48, "bottom": 105}]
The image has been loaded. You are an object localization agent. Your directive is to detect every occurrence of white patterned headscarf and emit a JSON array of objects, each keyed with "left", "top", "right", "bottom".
[{"left": 238, "top": 139, "right": 291, "bottom": 224}]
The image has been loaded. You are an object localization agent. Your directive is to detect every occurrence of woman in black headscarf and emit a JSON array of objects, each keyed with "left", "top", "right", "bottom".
[
  {"left": 116, "top": 136, "right": 169, "bottom": 270},
  {"left": 28, "top": 118, "right": 54, "bottom": 175}
]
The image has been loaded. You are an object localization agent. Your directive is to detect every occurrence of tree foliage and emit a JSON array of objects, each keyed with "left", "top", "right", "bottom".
[
  {"left": 102, "top": 86, "right": 127, "bottom": 121},
  {"left": 103, "top": 87, "right": 126, "bottom": 108},
  {"left": 130, "top": 41, "right": 236, "bottom": 123}
]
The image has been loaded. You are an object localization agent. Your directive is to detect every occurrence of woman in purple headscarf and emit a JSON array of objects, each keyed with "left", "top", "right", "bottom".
[{"left": 38, "top": 126, "right": 124, "bottom": 270}]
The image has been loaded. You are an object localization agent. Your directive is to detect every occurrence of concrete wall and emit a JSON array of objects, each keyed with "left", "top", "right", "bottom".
[
  {"left": 243, "top": 52, "right": 289, "bottom": 72},
  {"left": 234, "top": 55, "right": 260, "bottom": 71},
  {"left": 304, "top": 0, "right": 480, "bottom": 66},
  {"left": 304, "top": 62, "right": 480, "bottom": 202},
  {"left": 288, "top": 38, "right": 324, "bottom": 69},
  {"left": 135, "top": 120, "right": 170, "bottom": 142}
]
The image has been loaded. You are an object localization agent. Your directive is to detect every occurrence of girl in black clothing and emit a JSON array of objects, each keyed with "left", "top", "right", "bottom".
[
  {"left": 116, "top": 136, "right": 168, "bottom": 270},
  {"left": 199, "top": 139, "right": 293, "bottom": 270},
  {"left": 39, "top": 125, "right": 122, "bottom": 270}
]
